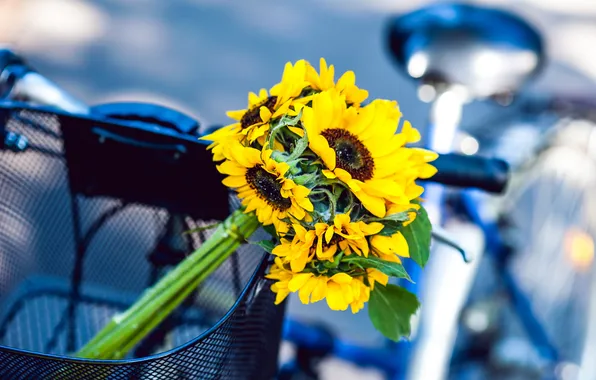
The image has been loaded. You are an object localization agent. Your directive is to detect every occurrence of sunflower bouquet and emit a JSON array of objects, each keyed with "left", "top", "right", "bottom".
[{"left": 75, "top": 59, "right": 437, "bottom": 359}]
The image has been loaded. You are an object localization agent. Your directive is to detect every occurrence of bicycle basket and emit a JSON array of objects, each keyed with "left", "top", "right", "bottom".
[{"left": 0, "top": 104, "right": 284, "bottom": 379}]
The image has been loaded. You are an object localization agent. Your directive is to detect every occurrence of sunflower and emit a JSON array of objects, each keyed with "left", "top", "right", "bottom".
[
  {"left": 267, "top": 259, "right": 389, "bottom": 313},
  {"left": 306, "top": 58, "right": 369, "bottom": 107},
  {"left": 217, "top": 141, "right": 313, "bottom": 234},
  {"left": 301, "top": 89, "right": 437, "bottom": 218},
  {"left": 271, "top": 223, "right": 317, "bottom": 272},
  {"left": 266, "top": 258, "right": 374, "bottom": 313},
  {"left": 315, "top": 213, "right": 383, "bottom": 258},
  {"left": 201, "top": 60, "right": 310, "bottom": 160},
  {"left": 272, "top": 214, "right": 384, "bottom": 271}
]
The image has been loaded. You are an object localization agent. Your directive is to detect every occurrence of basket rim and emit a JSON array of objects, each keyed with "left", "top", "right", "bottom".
[{"left": 0, "top": 251, "right": 271, "bottom": 366}]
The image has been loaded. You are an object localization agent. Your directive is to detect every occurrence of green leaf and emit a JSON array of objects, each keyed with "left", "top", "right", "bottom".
[
  {"left": 271, "top": 151, "right": 289, "bottom": 162},
  {"left": 378, "top": 221, "right": 402, "bottom": 237},
  {"left": 367, "top": 210, "right": 412, "bottom": 223},
  {"left": 292, "top": 172, "right": 318, "bottom": 186},
  {"left": 286, "top": 127, "right": 308, "bottom": 162},
  {"left": 252, "top": 240, "right": 276, "bottom": 253},
  {"left": 401, "top": 205, "right": 432, "bottom": 268},
  {"left": 310, "top": 188, "right": 336, "bottom": 220},
  {"left": 342, "top": 256, "right": 412, "bottom": 281},
  {"left": 384, "top": 211, "right": 412, "bottom": 222},
  {"left": 368, "top": 284, "right": 420, "bottom": 341},
  {"left": 262, "top": 224, "right": 277, "bottom": 238},
  {"left": 278, "top": 111, "right": 303, "bottom": 128},
  {"left": 268, "top": 111, "right": 303, "bottom": 149}
]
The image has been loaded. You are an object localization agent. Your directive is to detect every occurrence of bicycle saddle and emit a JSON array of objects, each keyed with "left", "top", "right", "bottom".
[{"left": 386, "top": 2, "right": 545, "bottom": 99}]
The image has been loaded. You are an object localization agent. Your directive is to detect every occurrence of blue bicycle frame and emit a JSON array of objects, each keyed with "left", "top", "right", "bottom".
[{"left": 280, "top": 91, "right": 560, "bottom": 379}]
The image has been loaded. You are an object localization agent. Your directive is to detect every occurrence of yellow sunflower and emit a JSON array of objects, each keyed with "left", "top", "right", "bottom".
[
  {"left": 315, "top": 213, "right": 383, "bottom": 258},
  {"left": 301, "top": 89, "right": 438, "bottom": 218},
  {"left": 217, "top": 141, "right": 314, "bottom": 235},
  {"left": 267, "top": 258, "right": 389, "bottom": 313},
  {"left": 272, "top": 214, "right": 384, "bottom": 271},
  {"left": 306, "top": 58, "right": 369, "bottom": 107},
  {"left": 201, "top": 60, "right": 309, "bottom": 160},
  {"left": 271, "top": 224, "right": 317, "bottom": 272}
]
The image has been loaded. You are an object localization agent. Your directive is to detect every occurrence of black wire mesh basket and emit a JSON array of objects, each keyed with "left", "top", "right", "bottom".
[{"left": 0, "top": 103, "right": 285, "bottom": 379}]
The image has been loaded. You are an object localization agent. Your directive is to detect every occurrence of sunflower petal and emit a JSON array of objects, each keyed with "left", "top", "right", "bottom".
[
  {"left": 368, "top": 268, "right": 389, "bottom": 287},
  {"left": 311, "top": 277, "right": 328, "bottom": 303},
  {"left": 248, "top": 91, "right": 260, "bottom": 106},
  {"left": 222, "top": 175, "right": 246, "bottom": 188},
  {"left": 298, "top": 277, "right": 318, "bottom": 304},
  {"left": 330, "top": 273, "right": 352, "bottom": 284},
  {"left": 360, "top": 221, "right": 384, "bottom": 235},
  {"left": 325, "top": 226, "right": 334, "bottom": 244},
  {"left": 217, "top": 161, "right": 246, "bottom": 176},
  {"left": 326, "top": 282, "right": 349, "bottom": 311},
  {"left": 392, "top": 232, "right": 410, "bottom": 258},
  {"left": 354, "top": 191, "right": 386, "bottom": 218},
  {"left": 311, "top": 135, "right": 336, "bottom": 170},
  {"left": 290, "top": 253, "right": 309, "bottom": 273},
  {"left": 274, "top": 288, "right": 290, "bottom": 305},
  {"left": 226, "top": 109, "right": 247, "bottom": 121},
  {"left": 259, "top": 106, "right": 272, "bottom": 123},
  {"left": 288, "top": 273, "right": 314, "bottom": 292},
  {"left": 322, "top": 170, "right": 336, "bottom": 179},
  {"left": 402, "top": 120, "right": 421, "bottom": 143}
]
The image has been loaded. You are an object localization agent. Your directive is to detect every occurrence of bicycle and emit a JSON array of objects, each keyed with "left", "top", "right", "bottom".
[
  {"left": 280, "top": 3, "right": 542, "bottom": 380},
  {"left": 0, "top": 47, "right": 514, "bottom": 379}
]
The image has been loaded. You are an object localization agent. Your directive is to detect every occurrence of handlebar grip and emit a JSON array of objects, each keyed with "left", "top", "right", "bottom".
[
  {"left": 0, "top": 49, "right": 89, "bottom": 114},
  {"left": 428, "top": 153, "right": 509, "bottom": 193}
]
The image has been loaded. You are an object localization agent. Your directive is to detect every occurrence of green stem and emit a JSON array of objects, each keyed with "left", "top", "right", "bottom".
[
  {"left": 112, "top": 246, "right": 232, "bottom": 359},
  {"left": 311, "top": 188, "right": 336, "bottom": 219},
  {"left": 74, "top": 209, "right": 259, "bottom": 359}
]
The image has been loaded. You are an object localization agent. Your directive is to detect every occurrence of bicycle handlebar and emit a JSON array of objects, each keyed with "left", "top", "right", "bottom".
[
  {"left": 0, "top": 49, "right": 89, "bottom": 114},
  {"left": 429, "top": 153, "right": 509, "bottom": 193}
]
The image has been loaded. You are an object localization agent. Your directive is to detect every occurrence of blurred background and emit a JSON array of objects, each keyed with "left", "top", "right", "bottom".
[{"left": 2, "top": 0, "right": 596, "bottom": 379}]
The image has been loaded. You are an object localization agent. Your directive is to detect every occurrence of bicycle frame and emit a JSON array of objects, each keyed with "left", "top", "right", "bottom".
[{"left": 281, "top": 95, "right": 560, "bottom": 380}]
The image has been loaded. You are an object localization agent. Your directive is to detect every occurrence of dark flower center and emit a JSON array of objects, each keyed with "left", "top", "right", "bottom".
[
  {"left": 240, "top": 96, "right": 278, "bottom": 129},
  {"left": 245, "top": 166, "right": 291, "bottom": 211},
  {"left": 320, "top": 129, "right": 374, "bottom": 181}
]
